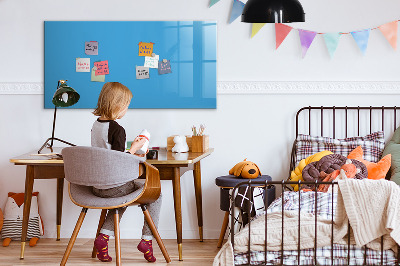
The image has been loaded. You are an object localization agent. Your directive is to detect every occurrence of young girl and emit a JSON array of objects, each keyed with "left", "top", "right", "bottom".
[{"left": 91, "top": 82, "right": 162, "bottom": 263}]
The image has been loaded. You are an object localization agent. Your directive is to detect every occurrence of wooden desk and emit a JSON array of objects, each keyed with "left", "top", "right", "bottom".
[{"left": 10, "top": 147, "right": 213, "bottom": 261}]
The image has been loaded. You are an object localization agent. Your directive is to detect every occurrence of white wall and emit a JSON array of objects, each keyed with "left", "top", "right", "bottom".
[{"left": 1, "top": 0, "right": 400, "bottom": 240}]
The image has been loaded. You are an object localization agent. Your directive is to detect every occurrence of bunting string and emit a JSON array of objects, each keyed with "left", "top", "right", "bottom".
[
  {"left": 209, "top": 0, "right": 399, "bottom": 58},
  {"left": 286, "top": 20, "right": 400, "bottom": 35}
]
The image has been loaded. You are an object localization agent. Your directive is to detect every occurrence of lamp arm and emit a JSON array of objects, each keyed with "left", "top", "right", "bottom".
[
  {"left": 50, "top": 106, "right": 57, "bottom": 148},
  {"left": 37, "top": 105, "right": 76, "bottom": 154}
]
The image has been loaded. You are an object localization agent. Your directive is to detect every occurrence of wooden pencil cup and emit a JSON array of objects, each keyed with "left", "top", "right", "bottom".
[{"left": 191, "top": 135, "right": 209, "bottom": 152}]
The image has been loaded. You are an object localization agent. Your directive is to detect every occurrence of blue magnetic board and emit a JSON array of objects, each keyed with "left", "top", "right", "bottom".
[{"left": 44, "top": 21, "right": 217, "bottom": 109}]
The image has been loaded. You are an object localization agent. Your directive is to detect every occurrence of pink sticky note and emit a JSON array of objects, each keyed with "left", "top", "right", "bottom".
[{"left": 94, "top": 60, "right": 109, "bottom": 75}]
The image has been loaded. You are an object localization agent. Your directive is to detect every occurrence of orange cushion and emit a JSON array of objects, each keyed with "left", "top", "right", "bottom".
[{"left": 347, "top": 146, "right": 391, "bottom": 180}]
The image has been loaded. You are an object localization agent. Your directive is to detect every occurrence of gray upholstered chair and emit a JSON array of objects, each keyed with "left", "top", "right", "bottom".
[{"left": 60, "top": 146, "right": 171, "bottom": 265}]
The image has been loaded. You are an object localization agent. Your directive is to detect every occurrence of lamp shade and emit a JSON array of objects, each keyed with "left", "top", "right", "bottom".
[
  {"left": 241, "top": 0, "right": 305, "bottom": 23},
  {"left": 52, "top": 80, "right": 80, "bottom": 107}
]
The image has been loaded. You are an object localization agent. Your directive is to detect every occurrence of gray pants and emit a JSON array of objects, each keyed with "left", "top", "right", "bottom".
[{"left": 92, "top": 180, "right": 162, "bottom": 240}]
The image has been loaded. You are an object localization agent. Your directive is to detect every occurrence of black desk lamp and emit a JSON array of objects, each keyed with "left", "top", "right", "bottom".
[
  {"left": 241, "top": 0, "right": 305, "bottom": 23},
  {"left": 38, "top": 80, "right": 80, "bottom": 154}
]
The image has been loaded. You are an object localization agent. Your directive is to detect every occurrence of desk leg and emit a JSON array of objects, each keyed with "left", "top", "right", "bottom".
[
  {"left": 172, "top": 167, "right": 183, "bottom": 261},
  {"left": 193, "top": 161, "right": 203, "bottom": 242},
  {"left": 56, "top": 178, "right": 64, "bottom": 241},
  {"left": 20, "top": 165, "right": 35, "bottom": 259}
]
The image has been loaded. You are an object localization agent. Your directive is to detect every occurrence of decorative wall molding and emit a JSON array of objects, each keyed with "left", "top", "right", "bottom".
[
  {"left": 1, "top": 81, "right": 400, "bottom": 95},
  {"left": 217, "top": 81, "right": 400, "bottom": 94},
  {"left": 0, "top": 83, "right": 43, "bottom": 94}
]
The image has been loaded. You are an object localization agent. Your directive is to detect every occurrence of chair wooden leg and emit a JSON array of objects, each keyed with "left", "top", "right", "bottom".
[
  {"left": 114, "top": 210, "right": 121, "bottom": 266},
  {"left": 91, "top": 209, "right": 108, "bottom": 258},
  {"left": 141, "top": 205, "right": 171, "bottom": 263},
  {"left": 60, "top": 208, "right": 88, "bottom": 266},
  {"left": 217, "top": 211, "right": 230, "bottom": 248}
]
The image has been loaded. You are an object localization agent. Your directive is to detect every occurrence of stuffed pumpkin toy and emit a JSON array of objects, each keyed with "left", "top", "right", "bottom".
[
  {"left": 1, "top": 192, "right": 44, "bottom": 247},
  {"left": 229, "top": 159, "right": 261, "bottom": 179}
]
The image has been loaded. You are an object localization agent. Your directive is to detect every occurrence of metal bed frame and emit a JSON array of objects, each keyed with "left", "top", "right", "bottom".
[{"left": 230, "top": 106, "right": 400, "bottom": 266}]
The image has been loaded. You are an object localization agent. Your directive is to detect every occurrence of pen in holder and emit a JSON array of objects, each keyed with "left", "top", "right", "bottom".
[{"left": 191, "top": 135, "right": 209, "bottom": 153}]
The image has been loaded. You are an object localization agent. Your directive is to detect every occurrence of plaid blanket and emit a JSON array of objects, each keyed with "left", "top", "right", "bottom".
[
  {"left": 234, "top": 244, "right": 397, "bottom": 265},
  {"left": 234, "top": 191, "right": 397, "bottom": 265}
]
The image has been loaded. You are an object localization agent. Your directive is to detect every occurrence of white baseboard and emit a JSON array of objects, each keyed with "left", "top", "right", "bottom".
[{"left": 1, "top": 81, "right": 400, "bottom": 95}]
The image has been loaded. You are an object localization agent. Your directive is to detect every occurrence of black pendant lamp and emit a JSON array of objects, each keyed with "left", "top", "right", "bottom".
[{"left": 242, "top": 0, "right": 305, "bottom": 23}]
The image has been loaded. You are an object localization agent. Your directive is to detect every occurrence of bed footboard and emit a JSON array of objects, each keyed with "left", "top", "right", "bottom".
[{"left": 230, "top": 180, "right": 400, "bottom": 266}]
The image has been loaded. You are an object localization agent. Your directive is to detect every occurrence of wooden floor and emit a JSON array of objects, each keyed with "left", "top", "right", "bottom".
[{"left": 0, "top": 239, "right": 221, "bottom": 265}]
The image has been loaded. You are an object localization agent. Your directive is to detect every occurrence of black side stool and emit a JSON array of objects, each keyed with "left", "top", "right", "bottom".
[{"left": 215, "top": 175, "right": 275, "bottom": 248}]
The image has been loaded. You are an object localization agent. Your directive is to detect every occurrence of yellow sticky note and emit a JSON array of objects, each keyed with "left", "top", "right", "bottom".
[
  {"left": 91, "top": 67, "right": 105, "bottom": 82},
  {"left": 138, "top": 42, "right": 154, "bottom": 57}
]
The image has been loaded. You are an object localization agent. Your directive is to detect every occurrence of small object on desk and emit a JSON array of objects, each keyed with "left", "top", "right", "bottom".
[
  {"left": 146, "top": 150, "right": 158, "bottom": 160},
  {"left": 31, "top": 153, "right": 61, "bottom": 156},
  {"left": 167, "top": 136, "right": 192, "bottom": 151},
  {"left": 199, "top": 124, "right": 206, "bottom": 136},
  {"left": 172, "top": 135, "right": 189, "bottom": 153},
  {"left": 191, "top": 135, "right": 209, "bottom": 153},
  {"left": 135, "top": 129, "right": 150, "bottom": 154}
]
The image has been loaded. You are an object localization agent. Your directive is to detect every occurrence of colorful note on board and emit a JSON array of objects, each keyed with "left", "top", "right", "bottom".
[
  {"left": 136, "top": 66, "right": 150, "bottom": 79},
  {"left": 158, "top": 60, "right": 172, "bottom": 75},
  {"left": 94, "top": 60, "right": 109, "bottom": 75},
  {"left": 85, "top": 41, "right": 98, "bottom": 55},
  {"left": 76, "top": 58, "right": 90, "bottom": 72},
  {"left": 91, "top": 67, "right": 105, "bottom": 82},
  {"left": 144, "top": 54, "right": 159, "bottom": 68},
  {"left": 138, "top": 42, "right": 154, "bottom": 56}
]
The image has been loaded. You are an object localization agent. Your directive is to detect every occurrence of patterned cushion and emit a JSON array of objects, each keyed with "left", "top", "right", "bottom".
[{"left": 294, "top": 131, "right": 385, "bottom": 166}]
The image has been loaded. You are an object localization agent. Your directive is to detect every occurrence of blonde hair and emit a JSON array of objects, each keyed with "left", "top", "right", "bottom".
[{"left": 93, "top": 82, "right": 133, "bottom": 120}]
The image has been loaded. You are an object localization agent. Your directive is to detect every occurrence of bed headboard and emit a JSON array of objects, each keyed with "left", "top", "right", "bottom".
[{"left": 290, "top": 106, "right": 400, "bottom": 179}]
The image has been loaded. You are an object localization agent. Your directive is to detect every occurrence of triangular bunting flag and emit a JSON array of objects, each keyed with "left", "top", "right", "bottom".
[
  {"left": 209, "top": 0, "right": 220, "bottom": 7},
  {"left": 229, "top": 0, "right": 245, "bottom": 24},
  {"left": 378, "top": 21, "right": 398, "bottom": 50},
  {"left": 351, "top": 29, "right": 370, "bottom": 55},
  {"left": 275, "top": 23, "right": 293, "bottom": 49},
  {"left": 251, "top": 23, "right": 266, "bottom": 38},
  {"left": 323, "top": 33, "right": 341, "bottom": 58},
  {"left": 298, "top": 29, "right": 317, "bottom": 58}
]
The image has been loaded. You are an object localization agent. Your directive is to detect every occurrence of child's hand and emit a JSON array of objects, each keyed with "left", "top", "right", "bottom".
[
  {"left": 134, "top": 148, "right": 149, "bottom": 157},
  {"left": 128, "top": 137, "right": 147, "bottom": 155}
]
